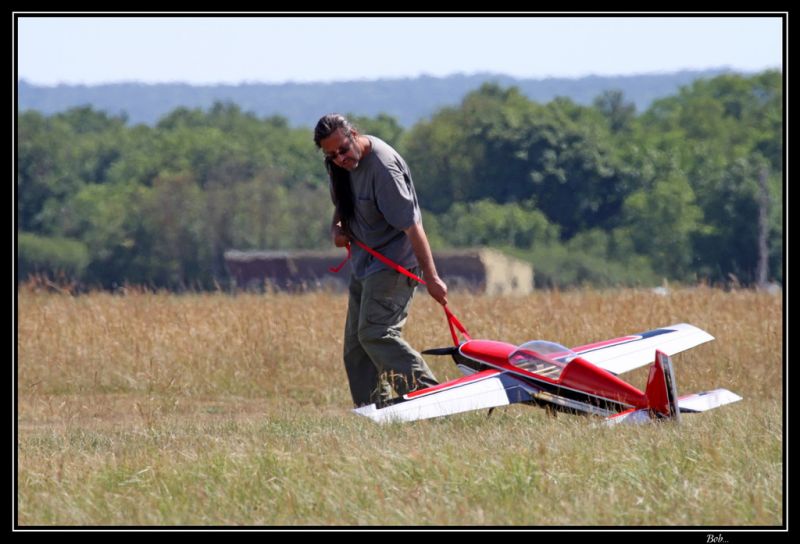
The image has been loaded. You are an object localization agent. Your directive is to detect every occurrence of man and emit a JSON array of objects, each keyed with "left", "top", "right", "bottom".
[{"left": 313, "top": 113, "right": 447, "bottom": 408}]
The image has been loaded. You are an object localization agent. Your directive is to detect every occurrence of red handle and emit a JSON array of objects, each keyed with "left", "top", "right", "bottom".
[
  {"left": 444, "top": 305, "right": 471, "bottom": 345},
  {"left": 331, "top": 240, "right": 471, "bottom": 346},
  {"left": 328, "top": 243, "right": 352, "bottom": 273}
]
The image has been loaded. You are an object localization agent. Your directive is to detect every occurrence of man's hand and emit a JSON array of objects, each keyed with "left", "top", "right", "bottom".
[
  {"left": 332, "top": 224, "right": 350, "bottom": 248},
  {"left": 426, "top": 274, "right": 448, "bottom": 306}
]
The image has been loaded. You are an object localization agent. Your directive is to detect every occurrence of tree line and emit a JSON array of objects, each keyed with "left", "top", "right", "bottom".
[
  {"left": 17, "top": 70, "right": 782, "bottom": 290},
  {"left": 19, "top": 68, "right": 734, "bottom": 128}
]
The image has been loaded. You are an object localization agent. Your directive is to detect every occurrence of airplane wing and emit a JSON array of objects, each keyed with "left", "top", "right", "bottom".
[
  {"left": 570, "top": 323, "right": 715, "bottom": 375},
  {"left": 352, "top": 369, "right": 536, "bottom": 423}
]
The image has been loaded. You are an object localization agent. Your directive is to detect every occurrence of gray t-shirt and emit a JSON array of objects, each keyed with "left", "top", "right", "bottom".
[{"left": 335, "top": 135, "right": 422, "bottom": 279}]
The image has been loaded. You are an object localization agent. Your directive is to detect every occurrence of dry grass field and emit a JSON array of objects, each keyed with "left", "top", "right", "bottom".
[{"left": 16, "top": 286, "right": 783, "bottom": 527}]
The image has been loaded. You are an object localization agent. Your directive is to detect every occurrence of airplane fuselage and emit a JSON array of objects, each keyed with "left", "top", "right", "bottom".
[{"left": 453, "top": 339, "right": 649, "bottom": 417}]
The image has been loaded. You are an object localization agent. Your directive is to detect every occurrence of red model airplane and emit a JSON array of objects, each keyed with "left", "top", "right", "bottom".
[{"left": 354, "top": 323, "right": 741, "bottom": 424}]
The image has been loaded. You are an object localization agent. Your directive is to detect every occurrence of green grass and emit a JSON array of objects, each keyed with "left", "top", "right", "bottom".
[{"left": 17, "top": 288, "right": 783, "bottom": 526}]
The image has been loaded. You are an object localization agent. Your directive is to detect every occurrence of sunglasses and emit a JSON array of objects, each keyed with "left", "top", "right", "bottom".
[{"left": 324, "top": 139, "right": 352, "bottom": 161}]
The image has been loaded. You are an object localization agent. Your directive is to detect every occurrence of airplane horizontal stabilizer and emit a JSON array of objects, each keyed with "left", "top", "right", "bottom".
[
  {"left": 604, "top": 407, "right": 652, "bottom": 425},
  {"left": 678, "top": 388, "right": 743, "bottom": 412},
  {"left": 605, "top": 388, "right": 742, "bottom": 425}
]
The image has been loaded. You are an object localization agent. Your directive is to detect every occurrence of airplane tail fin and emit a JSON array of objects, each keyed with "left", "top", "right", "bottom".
[
  {"left": 607, "top": 350, "right": 742, "bottom": 426},
  {"left": 644, "top": 350, "right": 681, "bottom": 421}
]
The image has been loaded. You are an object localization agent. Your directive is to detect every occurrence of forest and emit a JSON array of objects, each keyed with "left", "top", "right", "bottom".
[
  {"left": 17, "top": 70, "right": 783, "bottom": 289},
  {"left": 18, "top": 68, "right": 733, "bottom": 128}
]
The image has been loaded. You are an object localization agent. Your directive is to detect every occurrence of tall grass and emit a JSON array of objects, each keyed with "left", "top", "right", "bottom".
[{"left": 17, "top": 287, "right": 783, "bottom": 526}]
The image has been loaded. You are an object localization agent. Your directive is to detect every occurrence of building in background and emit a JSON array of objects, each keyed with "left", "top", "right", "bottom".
[{"left": 224, "top": 248, "right": 533, "bottom": 295}]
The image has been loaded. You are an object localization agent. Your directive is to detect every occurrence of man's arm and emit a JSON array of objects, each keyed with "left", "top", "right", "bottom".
[
  {"left": 404, "top": 222, "right": 448, "bottom": 306},
  {"left": 331, "top": 209, "right": 350, "bottom": 247}
]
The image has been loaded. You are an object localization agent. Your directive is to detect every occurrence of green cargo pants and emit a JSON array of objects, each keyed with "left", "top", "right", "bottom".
[{"left": 343, "top": 267, "right": 438, "bottom": 407}]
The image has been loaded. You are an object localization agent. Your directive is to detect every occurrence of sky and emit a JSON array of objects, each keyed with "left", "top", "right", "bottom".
[{"left": 16, "top": 14, "right": 784, "bottom": 86}]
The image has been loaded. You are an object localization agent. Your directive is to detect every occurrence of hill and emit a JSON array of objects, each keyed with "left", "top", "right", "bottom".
[{"left": 18, "top": 68, "right": 741, "bottom": 128}]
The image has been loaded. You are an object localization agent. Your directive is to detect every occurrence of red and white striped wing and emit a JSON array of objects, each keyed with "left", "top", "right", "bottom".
[
  {"left": 571, "top": 323, "right": 714, "bottom": 375},
  {"left": 352, "top": 369, "right": 535, "bottom": 424}
]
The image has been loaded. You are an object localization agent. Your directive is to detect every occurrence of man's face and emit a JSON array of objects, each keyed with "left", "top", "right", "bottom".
[{"left": 320, "top": 128, "right": 362, "bottom": 171}]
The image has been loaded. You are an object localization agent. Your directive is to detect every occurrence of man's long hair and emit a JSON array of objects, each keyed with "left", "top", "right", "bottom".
[
  {"left": 314, "top": 114, "right": 356, "bottom": 233},
  {"left": 326, "top": 158, "right": 354, "bottom": 233}
]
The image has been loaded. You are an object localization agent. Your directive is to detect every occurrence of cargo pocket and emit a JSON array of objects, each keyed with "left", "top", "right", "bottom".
[{"left": 365, "top": 296, "right": 406, "bottom": 326}]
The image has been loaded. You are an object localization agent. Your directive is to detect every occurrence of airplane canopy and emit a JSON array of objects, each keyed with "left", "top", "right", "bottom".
[{"left": 509, "top": 341, "right": 577, "bottom": 378}]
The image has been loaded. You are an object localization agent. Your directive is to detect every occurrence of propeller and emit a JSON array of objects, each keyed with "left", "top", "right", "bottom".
[{"left": 421, "top": 346, "right": 459, "bottom": 356}]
